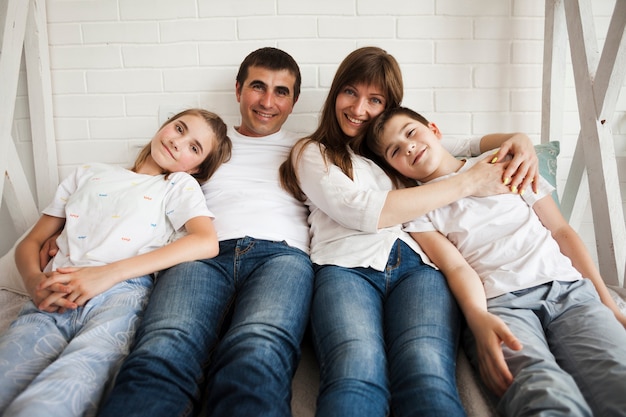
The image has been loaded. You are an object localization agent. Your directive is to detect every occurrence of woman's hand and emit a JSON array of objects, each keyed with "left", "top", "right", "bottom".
[
  {"left": 464, "top": 154, "right": 513, "bottom": 197},
  {"left": 491, "top": 133, "right": 539, "bottom": 194}
]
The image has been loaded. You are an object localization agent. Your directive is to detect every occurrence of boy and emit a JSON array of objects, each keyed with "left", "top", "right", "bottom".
[{"left": 366, "top": 106, "right": 626, "bottom": 417}]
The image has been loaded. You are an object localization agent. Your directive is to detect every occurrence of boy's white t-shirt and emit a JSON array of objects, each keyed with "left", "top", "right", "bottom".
[
  {"left": 403, "top": 153, "right": 582, "bottom": 299},
  {"left": 43, "top": 163, "right": 212, "bottom": 271}
]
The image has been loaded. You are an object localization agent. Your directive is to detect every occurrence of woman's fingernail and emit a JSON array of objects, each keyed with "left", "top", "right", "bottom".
[
  {"left": 503, "top": 177, "right": 511, "bottom": 185},
  {"left": 511, "top": 185, "right": 518, "bottom": 193}
]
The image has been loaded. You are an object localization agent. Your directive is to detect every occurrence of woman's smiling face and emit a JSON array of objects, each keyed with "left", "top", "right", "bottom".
[{"left": 335, "top": 83, "right": 386, "bottom": 138}]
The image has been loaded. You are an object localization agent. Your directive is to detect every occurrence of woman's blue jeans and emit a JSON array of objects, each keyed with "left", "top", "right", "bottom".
[
  {"left": 98, "top": 237, "right": 314, "bottom": 417},
  {"left": 311, "top": 240, "right": 466, "bottom": 417}
]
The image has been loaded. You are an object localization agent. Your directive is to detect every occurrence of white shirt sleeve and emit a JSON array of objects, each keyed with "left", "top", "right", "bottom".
[
  {"left": 441, "top": 135, "right": 483, "bottom": 158},
  {"left": 297, "top": 143, "right": 388, "bottom": 233}
]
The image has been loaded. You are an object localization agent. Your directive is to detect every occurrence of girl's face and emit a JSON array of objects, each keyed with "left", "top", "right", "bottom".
[
  {"left": 335, "top": 83, "right": 386, "bottom": 138},
  {"left": 380, "top": 114, "right": 444, "bottom": 182},
  {"left": 149, "top": 114, "right": 215, "bottom": 175}
]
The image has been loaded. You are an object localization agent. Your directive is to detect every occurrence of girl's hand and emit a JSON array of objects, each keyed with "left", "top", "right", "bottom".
[
  {"left": 469, "top": 311, "right": 523, "bottom": 397},
  {"left": 491, "top": 133, "right": 539, "bottom": 194},
  {"left": 38, "top": 265, "right": 115, "bottom": 309},
  {"left": 27, "top": 270, "right": 74, "bottom": 312}
]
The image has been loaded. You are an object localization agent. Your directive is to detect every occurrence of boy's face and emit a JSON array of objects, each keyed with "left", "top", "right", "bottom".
[{"left": 380, "top": 114, "right": 444, "bottom": 181}]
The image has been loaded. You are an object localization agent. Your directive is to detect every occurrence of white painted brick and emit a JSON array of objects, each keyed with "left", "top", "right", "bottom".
[
  {"left": 89, "top": 117, "right": 156, "bottom": 140},
  {"left": 437, "top": 0, "right": 509, "bottom": 16},
  {"left": 277, "top": 0, "right": 355, "bottom": 15},
  {"left": 474, "top": 65, "right": 542, "bottom": 88},
  {"left": 513, "top": 0, "right": 545, "bottom": 17},
  {"left": 126, "top": 93, "right": 202, "bottom": 117},
  {"left": 512, "top": 41, "right": 543, "bottom": 64},
  {"left": 122, "top": 44, "right": 198, "bottom": 68},
  {"left": 119, "top": 0, "right": 197, "bottom": 20},
  {"left": 403, "top": 64, "right": 472, "bottom": 88},
  {"left": 53, "top": 118, "right": 90, "bottom": 141},
  {"left": 436, "top": 40, "right": 510, "bottom": 64},
  {"left": 398, "top": 17, "right": 472, "bottom": 40},
  {"left": 358, "top": 0, "right": 433, "bottom": 15},
  {"left": 51, "top": 70, "right": 86, "bottom": 94},
  {"left": 47, "top": 23, "right": 82, "bottom": 45},
  {"left": 52, "top": 95, "right": 125, "bottom": 118},
  {"left": 198, "top": 0, "right": 276, "bottom": 17},
  {"left": 56, "top": 140, "right": 137, "bottom": 165},
  {"left": 282, "top": 40, "right": 358, "bottom": 65},
  {"left": 472, "top": 112, "right": 541, "bottom": 134},
  {"left": 359, "top": 41, "right": 434, "bottom": 64},
  {"left": 429, "top": 114, "right": 473, "bottom": 136},
  {"left": 46, "top": 0, "right": 118, "bottom": 23},
  {"left": 51, "top": 45, "right": 122, "bottom": 69},
  {"left": 199, "top": 42, "right": 277, "bottom": 67},
  {"left": 86, "top": 70, "right": 163, "bottom": 93},
  {"left": 511, "top": 90, "right": 542, "bottom": 112},
  {"left": 436, "top": 89, "right": 509, "bottom": 112},
  {"left": 239, "top": 17, "right": 317, "bottom": 40},
  {"left": 163, "top": 68, "right": 233, "bottom": 93},
  {"left": 318, "top": 17, "right": 395, "bottom": 39},
  {"left": 161, "top": 19, "right": 236, "bottom": 42},
  {"left": 475, "top": 18, "right": 544, "bottom": 40},
  {"left": 401, "top": 90, "right": 435, "bottom": 113},
  {"left": 83, "top": 22, "right": 159, "bottom": 44}
]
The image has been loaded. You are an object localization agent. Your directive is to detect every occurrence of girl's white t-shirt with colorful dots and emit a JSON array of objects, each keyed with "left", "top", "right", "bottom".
[{"left": 42, "top": 163, "right": 213, "bottom": 271}]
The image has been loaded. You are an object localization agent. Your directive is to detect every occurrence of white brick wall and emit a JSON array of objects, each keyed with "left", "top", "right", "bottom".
[{"left": 4, "top": 0, "right": 626, "bottom": 267}]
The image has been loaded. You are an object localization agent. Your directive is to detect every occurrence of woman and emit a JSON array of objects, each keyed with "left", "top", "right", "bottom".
[{"left": 279, "top": 46, "right": 538, "bottom": 417}]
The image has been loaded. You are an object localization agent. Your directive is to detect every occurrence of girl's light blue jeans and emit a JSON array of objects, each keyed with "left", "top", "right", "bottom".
[
  {"left": 98, "top": 237, "right": 314, "bottom": 417},
  {"left": 0, "top": 275, "right": 152, "bottom": 417},
  {"left": 464, "top": 278, "right": 626, "bottom": 417},
  {"left": 311, "top": 239, "right": 466, "bottom": 417}
]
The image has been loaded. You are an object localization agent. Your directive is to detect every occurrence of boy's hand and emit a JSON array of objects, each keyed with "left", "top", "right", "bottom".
[{"left": 469, "top": 311, "right": 523, "bottom": 397}]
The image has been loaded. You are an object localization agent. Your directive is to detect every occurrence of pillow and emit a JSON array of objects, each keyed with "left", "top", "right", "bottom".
[
  {"left": 0, "top": 230, "right": 29, "bottom": 295},
  {"left": 535, "top": 141, "right": 560, "bottom": 206}
]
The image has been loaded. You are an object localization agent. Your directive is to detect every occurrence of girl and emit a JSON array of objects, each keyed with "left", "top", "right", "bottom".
[
  {"left": 0, "top": 108, "right": 231, "bottom": 417},
  {"left": 279, "top": 46, "right": 539, "bottom": 417}
]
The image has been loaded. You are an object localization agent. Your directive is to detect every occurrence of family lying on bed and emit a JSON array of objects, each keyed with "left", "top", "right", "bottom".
[{"left": 1, "top": 46, "right": 625, "bottom": 417}]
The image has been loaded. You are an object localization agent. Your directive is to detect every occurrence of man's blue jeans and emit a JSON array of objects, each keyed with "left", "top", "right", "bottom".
[
  {"left": 98, "top": 237, "right": 314, "bottom": 417},
  {"left": 311, "top": 239, "right": 466, "bottom": 417}
]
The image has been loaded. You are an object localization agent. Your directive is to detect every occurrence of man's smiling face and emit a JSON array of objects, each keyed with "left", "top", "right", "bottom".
[{"left": 235, "top": 65, "right": 297, "bottom": 137}]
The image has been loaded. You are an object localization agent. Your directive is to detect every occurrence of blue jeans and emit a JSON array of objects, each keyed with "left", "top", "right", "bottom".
[
  {"left": 464, "top": 279, "right": 626, "bottom": 417},
  {"left": 311, "top": 240, "right": 465, "bottom": 417},
  {"left": 98, "top": 237, "right": 313, "bottom": 417},
  {"left": 0, "top": 275, "right": 152, "bottom": 417}
]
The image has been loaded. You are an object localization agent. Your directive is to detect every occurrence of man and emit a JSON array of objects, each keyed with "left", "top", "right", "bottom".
[{"left": 98, "top": 47, "right": 314, "bottom": 417}]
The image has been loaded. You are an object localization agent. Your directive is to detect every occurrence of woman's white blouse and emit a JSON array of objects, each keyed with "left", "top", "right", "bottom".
[{"left": 296, "top": 136, "right": 480, "bottom": 271}]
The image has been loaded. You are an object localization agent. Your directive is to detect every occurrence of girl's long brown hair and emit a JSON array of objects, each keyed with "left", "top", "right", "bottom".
[
  {"left": 279, "top": 46, "right": 403, "bottom": 202},
  {"left": 132, "top": 108, "right": 232, "bottom": 183}
]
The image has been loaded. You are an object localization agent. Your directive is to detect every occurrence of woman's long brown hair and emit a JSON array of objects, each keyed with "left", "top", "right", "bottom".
[{"left": 279, "top": 46, "right": 403, "bottom": 202}]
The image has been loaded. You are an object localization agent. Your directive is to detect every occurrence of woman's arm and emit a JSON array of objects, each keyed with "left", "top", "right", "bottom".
[
  {"left": 38, "top": 215, "right": 219, "bottom": 309},
  {"left": 533, "top": 195, "right": 626, "bottom": 327},
  {"left": 412, "top": 230, "right": 522, "bottom": 396},
  {"left": 378, "top": 154, "right": 511, "bottom": 228}
]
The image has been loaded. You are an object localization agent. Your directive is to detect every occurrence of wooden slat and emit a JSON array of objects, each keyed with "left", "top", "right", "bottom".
[
  {"left": 541, "top": 0, "right": 567, "bottom": 144},
  {"left": 0, "top": 0, "right": 29, "bottom": 203},
  {"left": 24, "top": 0, "right": 58, "bottom": 210},
  {"left": 563, "top": 0, "right": 626, "bottom": 287}
]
